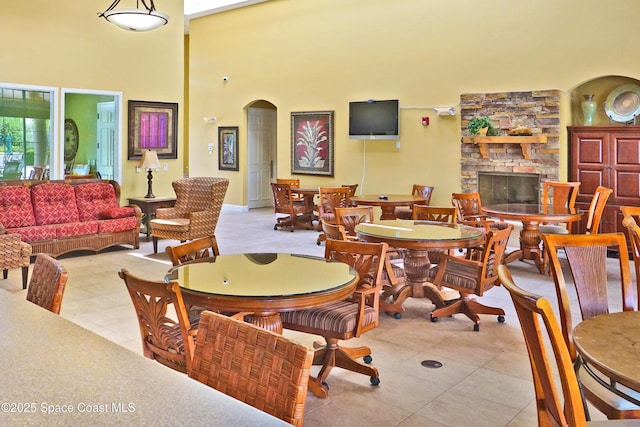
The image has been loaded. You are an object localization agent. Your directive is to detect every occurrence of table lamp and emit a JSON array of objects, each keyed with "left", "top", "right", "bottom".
[{"left": 138, "top": 150, "right": 161, "bottom": 198}]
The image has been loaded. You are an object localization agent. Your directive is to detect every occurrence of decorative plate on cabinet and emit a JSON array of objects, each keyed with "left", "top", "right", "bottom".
[{"left": 604, "top": 84, "right": 640, "bottom": 123}]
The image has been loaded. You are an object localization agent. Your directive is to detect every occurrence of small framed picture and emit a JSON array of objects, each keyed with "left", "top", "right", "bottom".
[{"left": 218, "top": 126, "right": 239, "bottom": 171}]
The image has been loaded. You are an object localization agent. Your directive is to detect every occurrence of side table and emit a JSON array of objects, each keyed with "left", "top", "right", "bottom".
[{"left": 127, "top": 197, "right": 176, "bottom": 241}]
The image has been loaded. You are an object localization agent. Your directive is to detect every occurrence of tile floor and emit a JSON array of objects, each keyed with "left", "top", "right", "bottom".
[{"left": 1, "top": 208, "right": 615, "bottom": 426}]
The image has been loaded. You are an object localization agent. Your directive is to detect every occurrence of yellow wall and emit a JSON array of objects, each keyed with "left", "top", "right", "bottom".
[
  {"left": 0, "top": 0, "right": 185, "bottom": 200},
  {"left": 188, "top": 0, "right": 640, "bottom": 206}
]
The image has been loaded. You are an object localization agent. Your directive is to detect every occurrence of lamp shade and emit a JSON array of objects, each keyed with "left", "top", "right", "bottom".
[
  {"left": 138, "top": 150, "right": 161, "bottom": 170},
  {"left": 99, "top": 1, "right": 169, "bottom": 32}
]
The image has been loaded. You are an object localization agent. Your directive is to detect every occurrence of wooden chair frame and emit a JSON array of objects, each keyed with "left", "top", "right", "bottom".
[
  {"left": 25, "top": 253, "right": 68, "bottom": 315},
  {"left": 166, "top": 235, "right": 220, "bottom": 266},
  {"left": 543, "top": 232, "right": 640, "bottom": 419},
  {"left": 395, "top": 185, "right": 434, "bottom": 219}
]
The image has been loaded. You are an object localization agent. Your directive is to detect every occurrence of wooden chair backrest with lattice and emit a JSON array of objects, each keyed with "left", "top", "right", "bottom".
[
  {"left": 166, "top": 235, "right": 220, "bottom": 266},
  {"left": 334, "top": 206, "right": 374, "bottom": 239},
  {"left": 316, "top": 187, "right": 351, "bottom": 244},
  {"left": 189, "top": 311, "right": 313, "bottom": 427},
  {"left": 451, "top": 192, "right": 488, "bottom": 222},
  {"left": 26, "top": 253, "right": 68, "bottom": 315},
  {"left": 412, "top": 205, "right": 457, "bottom": 223},
  {"left": 118, "top": 268, "right": 195, "bottom": 374},
  {"left": 321, "top": 221, "right": 348, "bottom": 241}
]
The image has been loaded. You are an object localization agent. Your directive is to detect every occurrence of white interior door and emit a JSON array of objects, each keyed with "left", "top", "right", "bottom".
[
  {"left": 96, "top": 101, "right": 116, "bottom": 179},
  {"left": 247, "top": 107, "right": 276, "bottom": 209}
]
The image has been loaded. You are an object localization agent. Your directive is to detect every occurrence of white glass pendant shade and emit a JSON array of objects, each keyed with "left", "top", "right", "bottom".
[{"left": 99, "top": 1, "right": 169, "bottom": 32}]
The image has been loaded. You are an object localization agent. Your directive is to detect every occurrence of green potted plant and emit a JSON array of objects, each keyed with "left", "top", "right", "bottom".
[{"left": 468, "top": 116, "right": 498, "bottom": 136}]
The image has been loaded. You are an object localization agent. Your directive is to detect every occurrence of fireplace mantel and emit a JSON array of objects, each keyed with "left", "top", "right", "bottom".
[{"left": 461, "top": 135, "right": 548, "bottom": 159}]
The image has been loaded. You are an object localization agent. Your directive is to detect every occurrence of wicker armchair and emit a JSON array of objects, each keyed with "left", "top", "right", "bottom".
[
  {"left": 0, "top": 231, "right": 32, "bottom": 289},
  {"left": 118, "top": 268, "right": 196, "bottom": 374},
  {"left": 26, "top": 254, "right": 68, "bottom": 315},
  {"left": 150, "top": 177, "right": 229, "bottom": 253},
  {"left": 189, "top": 311, "right": 313, "bottom": 427}
]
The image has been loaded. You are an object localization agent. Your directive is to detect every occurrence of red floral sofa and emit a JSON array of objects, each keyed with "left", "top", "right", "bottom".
[{"left": 0, "top": 179, "right": 141, "bottom": 257}]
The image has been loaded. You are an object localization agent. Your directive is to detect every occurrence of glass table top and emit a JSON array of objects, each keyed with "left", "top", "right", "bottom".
[
  {"left": 355, "top": 220, "right": 484, "bottom": 241},
  {"left": 483, "top": 203, "right": 577, "bottom": 215},
  {"left": 166, "top": 253, "right": 356, "bottom": 298}
]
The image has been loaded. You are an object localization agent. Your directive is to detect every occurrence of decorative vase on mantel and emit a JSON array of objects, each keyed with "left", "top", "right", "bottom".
[{"left": 582, "top": 94, "right": 597, "bottom": 126}]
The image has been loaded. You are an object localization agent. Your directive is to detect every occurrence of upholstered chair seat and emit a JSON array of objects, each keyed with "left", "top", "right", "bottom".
[{"left": 281, "top": 300, "right": 377, "bottom": 336}]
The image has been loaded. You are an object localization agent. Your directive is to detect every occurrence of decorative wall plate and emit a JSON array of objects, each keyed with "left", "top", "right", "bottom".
[
  {"left": 64, "top": 118, "right": 79, "bottom": 162},
  {"left": 604, "top": 84, "right": 640, "bottom": 123}
]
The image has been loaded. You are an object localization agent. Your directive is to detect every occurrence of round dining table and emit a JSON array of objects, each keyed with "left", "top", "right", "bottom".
[
  {"left": 355, "top": 220, "right": 485, "bottom": 317},
  {"left": 573, "top": 311, "right": 640, "bottom": 406},
  {"left": 482, "top": 203, "right": 582, "bottom": 273},
  {"left": 351, "top": 194, "right": 429, "bottom": 220},
  {"left": 166, "top": 253, "right": 357, "bottom": 334}
]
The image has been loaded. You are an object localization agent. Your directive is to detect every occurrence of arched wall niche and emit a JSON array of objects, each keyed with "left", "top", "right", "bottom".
[{"left": 570, "top": 75, "right": 640, "bottom": 126}]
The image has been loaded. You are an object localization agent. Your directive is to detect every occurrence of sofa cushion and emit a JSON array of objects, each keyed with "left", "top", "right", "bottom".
[
  {"left": 100, "top": 206, "right": 135, "bottom": 219},
  {"left": 98, "top": 216, "right": 138, "bottom": 234},
  {"left": 32, "top": 183, "right": 80, "bottom": 226},
  {"left": 75, "top": 183, "right": 119, "bottom": 222},
  {"left": 9, "top": 225, "right": 57, "bottom": 243},
  {"left": 0, "top": 186, "right": 36, "bottom": 228},
  {"left": 55, "top": 221, "right": 99, "bottom": 239}
]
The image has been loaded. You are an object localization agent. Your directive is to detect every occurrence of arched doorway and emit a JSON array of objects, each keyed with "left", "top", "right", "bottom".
[{"left": 246, "top": 100, "right": 277, "bottom": 209}]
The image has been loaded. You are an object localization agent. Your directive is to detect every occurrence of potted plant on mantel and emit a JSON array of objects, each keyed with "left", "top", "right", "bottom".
[{"left": 467, "top": 116, "right": 499, "bottom": 139}]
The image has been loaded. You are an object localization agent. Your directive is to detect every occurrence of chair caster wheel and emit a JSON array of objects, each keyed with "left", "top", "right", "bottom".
[
  {"left": 317, "top": 241, "right": 321, "bottom": 246},
  {"left": 498, "top": 315, "right": 505, "bottom": 323},
  {"left": 370, "top": 377, "right": 380, "bottom": 386},
  {"left": 363, "top": 355, "right": 372, "bottom": 364},
  {"left": 394, "top": 312, "right": 402, "bottom": 319},
  {"left": 473, "top": 324, "right": 480, "bottom": 332},
  {"left": 322, "top": 382, "right": 329, "bottom": 390},
  {"left": 273, "top": 226, "right": 278, "bottom": 230},
  {"left": 290, "top": 229, "right": 294, "bottom": 232},
  {"left": 430, "top": 314, "right": 438, "bottom": 322}
]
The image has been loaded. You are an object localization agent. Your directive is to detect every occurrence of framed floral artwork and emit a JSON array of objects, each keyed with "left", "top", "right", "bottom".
[
  {"left": 127, "top": 100, "right": 178, "bottom": 160},
  {"left": 291, "top": 110, "right": 334, "bottom": 176},
  {"left": 218, "top": 126, "right": 239, "bottom": 171}
]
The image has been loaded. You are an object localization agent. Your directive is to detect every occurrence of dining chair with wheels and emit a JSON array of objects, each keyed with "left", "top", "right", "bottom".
[
  {"left": 276, "top": 178, "right": 303, "bottom": 203},
  {"left": 394, "top": 184, "right": 434, "bottom": 219},
  {"left": 427, "top": 224, "right": 513, "bottom": 331},
  {"left": 497, "top": 265, "right": 638, "bottom": 427},
  {"left": 452, "top": 191, "right": 511, "bottom": 231},
  {"left": 334, "top": 205, "right": 405, "bottom": 299},
  {"left": 0, "top": 232, "right": 32, "bottom": 289},
  {"left": 543, "top": 232, "right": 640, "bottom": 420},
  {"left": 118, "top": 268, "right": 196, "bottom": 374},
  {"left": 316, "top": 186, "right": 351, "bottom": 245},
  {"left": 150, "top": 177, "right": 229, "bottom": 253},
  {"left": 270, "top": 182, "right": 315, "bottom": 232},
  {"left": 189, "top": 311, "right": 313, "bottom": 427},
  {"left": 281, "top": 239, "right": 388, "bottom": 397},
  {"left": 26, "top": 253, "right": 68, "bottom": 315}
]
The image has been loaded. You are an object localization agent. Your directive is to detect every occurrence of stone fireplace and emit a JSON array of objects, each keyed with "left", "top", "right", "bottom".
[{"left": 460, "top": 90, "right": 561, "bottom": 200}]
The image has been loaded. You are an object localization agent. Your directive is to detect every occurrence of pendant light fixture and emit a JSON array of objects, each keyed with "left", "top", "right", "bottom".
[{"left": 98, "top": 0, "right": 169, "bottom": 32}]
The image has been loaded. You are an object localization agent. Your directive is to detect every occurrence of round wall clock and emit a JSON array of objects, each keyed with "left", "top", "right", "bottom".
[{"left": 64, "top": 118, "right": 79, "bottom": 162}]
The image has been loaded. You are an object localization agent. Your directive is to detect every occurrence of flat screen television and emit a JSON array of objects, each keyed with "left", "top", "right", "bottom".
[{"left": 349, "top": 99, "right": 399, "bottom": 140}]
